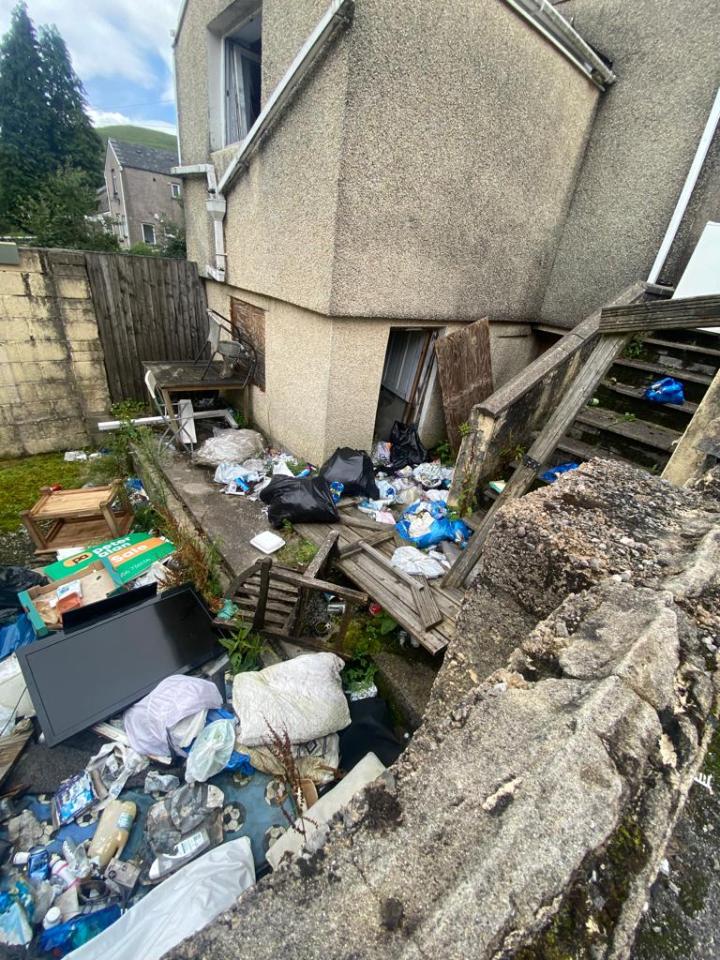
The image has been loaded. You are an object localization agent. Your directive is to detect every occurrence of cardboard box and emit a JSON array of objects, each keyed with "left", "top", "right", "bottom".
[{"left": 19, "top": 560, "right": 125, "bottom": 637}]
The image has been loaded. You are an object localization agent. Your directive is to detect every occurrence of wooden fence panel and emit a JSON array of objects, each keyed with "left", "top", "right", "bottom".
[{"left": 85, "top": 252, "right": 207, "bottom": 403}]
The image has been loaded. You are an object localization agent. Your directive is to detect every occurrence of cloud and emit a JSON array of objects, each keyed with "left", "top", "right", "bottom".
[
  {"left": 1, "top": 0, "right": 180, "bottom": 92},
  {"left": 88, "top": 109, "right": 177, "bottom": 135}
]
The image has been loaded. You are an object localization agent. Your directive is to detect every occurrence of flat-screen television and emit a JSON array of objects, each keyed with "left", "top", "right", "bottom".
[{"left": 18, "top": 584, "right": 220, "bottom": 746}]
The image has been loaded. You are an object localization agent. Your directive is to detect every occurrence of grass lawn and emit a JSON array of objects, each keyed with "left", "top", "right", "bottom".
[{"left": 0, "top": 453, "right": 88, "bottom": 533}]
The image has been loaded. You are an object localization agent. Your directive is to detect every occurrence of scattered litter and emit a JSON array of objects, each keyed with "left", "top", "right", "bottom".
[
  {"left": 67, "top": 838, "right": 255, "bottom": 960},
  {"left": 185, "top": 720, "right": 236, "bottom": 783},
  {"left": 63, "top": 450, "right": 88, "bottom": 462},
  {"left": 42, "top": 532, "right": 175, "bottom": 585},
  {"left": 385, "top": 421, "right": 426, "bottom": 471},
  {"left": 86, "top": 742, "right": 148, "bottom": 805},
  {"left": 144, "top": 771, "right": 180, "bottom": 795},
  {"left": 541, "top": 462, "right": 579, "bottom": 484},
  {"left": 397, "top": 500, "right": 472, "bottom": 549},
  {"left": 52, "top": 772, "right": 96, "bottom": 827},
  {"left": 250, "top": 531, "right": 285, "bottom": 555},
  {"left": 88, "top": 800, "right": 136, "bottom": 868},
  {"left": 391, "top": 546, "right": 446, "bottom": 579},
  {"left": 645, "top": 376, "right": 685, "bottom": 405},
  {"left": 488, "top": 479, "right": 506, "bottom": 494}
]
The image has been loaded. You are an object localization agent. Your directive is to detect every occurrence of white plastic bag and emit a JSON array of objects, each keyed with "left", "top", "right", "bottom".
[
  {"left": 124, "top": 676, "right": 222, "bottom": 758},
  {"left": 391, "top": 546, "right": 445, "bottom": 579},
  {"left": 185, "top": 720, "right": 236, "bottom": 783},
  {"left": 67, "top": 837, "right": 255, "bottom": 960},
  {"left": 232, "top": 653, "right": 350, "bottom": 746},
  {"left": 194, "top": 429, "right": 265, "bottom": 468}
]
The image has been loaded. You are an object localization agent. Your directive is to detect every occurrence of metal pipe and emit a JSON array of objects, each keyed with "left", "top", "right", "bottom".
[
  {"left": 647, "top": 85, "right": 720, "bottom": 286},
  {"left": 502, "top": 0, "right": 615, "bottom": 88}
]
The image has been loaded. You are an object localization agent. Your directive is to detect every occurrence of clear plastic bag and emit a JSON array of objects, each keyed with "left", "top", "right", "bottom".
[{"left": 185, "top": 720, "right": 236, "bottom": 783}]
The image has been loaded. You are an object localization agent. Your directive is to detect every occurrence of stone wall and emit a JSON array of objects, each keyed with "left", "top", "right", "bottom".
[
  {"left": 168, "top": 460, "right": 720, "bottom": 959},
  {"left": 0, "top": 248, "right": 111, "bottom": 458}
]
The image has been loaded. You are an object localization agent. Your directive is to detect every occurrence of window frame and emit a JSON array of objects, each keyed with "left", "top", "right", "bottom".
[
  {"left": 141, "top": 223, "right": 157, "bottom": 245},
  {"left": 171, "top": 182, "right": 181, "bottom": 199}
]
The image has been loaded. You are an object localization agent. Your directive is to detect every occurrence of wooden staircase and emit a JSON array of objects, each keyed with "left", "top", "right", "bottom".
[{"left": 542, "top": 326, "right": 720, "bottom": 477}]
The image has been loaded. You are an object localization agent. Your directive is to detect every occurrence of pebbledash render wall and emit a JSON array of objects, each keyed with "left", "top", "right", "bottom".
[
  {"left": 0, "top": 249, "right": 111, "bottom": 458},
  {"left": 175, "top": 0, "right": 596, "bottom": 461}
]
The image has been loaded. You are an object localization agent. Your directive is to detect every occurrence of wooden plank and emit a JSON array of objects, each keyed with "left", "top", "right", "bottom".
[
  {"left": 304, "top": 530, "right": 339, "bottom": 578},
  {"left": 445, "top": 331, "right": 630, "bottom": 588},
  {"left": 252, "top": 558, "right": 272, "bottom": 630},
  {"left": 599, "top": 294, "right": 720, "bottom": 333},
  {"left": 358, "top": 541, "right": 422, "bottom": 591},
  {"left": 663, "top": 366, "right": 720, "bottom": 486},
  {"left": 435, "top": 318, "right": 494, "bottom": 452},
  {"left": 271, "top": 567, "right": 368, "bottom": 603},
  {"left": 413, "top": 579, "right": 443, "bottom": 629},
  {"left": 84, "top": 254, "right": 122, "bottom": 403},
  {"left": 339, "top": 532, "right": 395, "bottom": 558}
]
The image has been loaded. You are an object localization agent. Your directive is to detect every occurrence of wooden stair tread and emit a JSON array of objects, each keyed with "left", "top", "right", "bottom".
[
  {"left": 643, "top": 336, "right": 720, "bottom": 361},
  {"left": 613, "top": 356, "right": 712, "bottom": 386},
  {"left": 574, "top": 407, "right": 679, "bottom": 452},
  {"left": 600, "top": 379, "right": 697, "bottom": 415},
  {"left": 555, "top": 436, "right": 638, "bottom": 468}
]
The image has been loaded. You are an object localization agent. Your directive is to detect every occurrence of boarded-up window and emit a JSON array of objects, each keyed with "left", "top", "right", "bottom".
[{"left": 231, "top": 297, "right": 266, "bottom": 389}]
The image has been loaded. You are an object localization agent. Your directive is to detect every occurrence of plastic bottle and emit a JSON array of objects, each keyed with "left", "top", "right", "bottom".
[
  {"left": 50, "top": 858, "right": 79, "bottom": 892},
  {"left": 87, "top": 800, "right": 136, "bottom": 869},
  {"left": 148, "top": 828, "right": 210, "bottom": 881}
]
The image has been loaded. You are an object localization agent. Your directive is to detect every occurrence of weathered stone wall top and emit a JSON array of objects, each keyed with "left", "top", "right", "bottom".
[
  {"left": 168, "top": 460, "right": 720, "bottom": 960},
  {"left": 0, "top": 248, "right": 111, "bottom": 458}
]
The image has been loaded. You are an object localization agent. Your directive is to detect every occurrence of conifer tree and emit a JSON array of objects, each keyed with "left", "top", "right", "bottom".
[
  {"left": 0, "top": 2, "right": 52, "bottom": 230},
  {"left": 38, "top": 25, "right": 102, "bottom": 184}
]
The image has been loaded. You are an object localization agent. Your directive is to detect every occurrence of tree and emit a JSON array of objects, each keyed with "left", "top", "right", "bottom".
[
  {"left": 21, "top": 167, "right": 119, "bottom": 251},
  {"left": 38, "top": 25, "right": 102, "bottom": 184},
  {"left": 0, "top": 2, "right": 52, "bottom": 231}
]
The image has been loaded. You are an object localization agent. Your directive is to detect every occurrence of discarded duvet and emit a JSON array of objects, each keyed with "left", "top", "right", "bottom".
[{"left": 65, "top": 837, "right": 255, "bottom": 960}]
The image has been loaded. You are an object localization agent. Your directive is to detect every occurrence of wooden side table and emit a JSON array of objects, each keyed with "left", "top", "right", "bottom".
[{"left": 21, "top": 482, "right": 134, "bottom": 559}]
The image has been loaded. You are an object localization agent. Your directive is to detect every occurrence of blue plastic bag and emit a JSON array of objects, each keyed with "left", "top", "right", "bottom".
[
  {"left": 396, "top": 500, "right": 472, "bottom": 550},
  {"left": 0, "top": 614, "right": 35, "bottom": 660},
  {"left": 541, "top": 462, "right": 579, "bottom": 484},
  {"left": 644, "top": 377, "right": 684, "bottom": 405}
]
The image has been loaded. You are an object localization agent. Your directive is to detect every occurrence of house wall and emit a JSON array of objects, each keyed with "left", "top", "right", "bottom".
[
  {"left": 176, "top": 0, "right": 599, "bottom": 321},
  {"left": 104, "top": 146, "right": 127, "bottom": 246},
  {"left": 0, "top": 249, "right": 111, "bottom": 458},
  {"left": 121, "top": 167, "right": 185, "bottom": 248},
  {"left": 540, "top": 0, "right": 720, "bottom": 326}
]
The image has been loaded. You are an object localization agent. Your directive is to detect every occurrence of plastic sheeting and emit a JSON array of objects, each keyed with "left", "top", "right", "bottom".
[
  {"left": 232, "top": 653, "right": 350, "bottom": 747},
  {"left": 66, "top": 837, "right": 256, "bottom": 960}
]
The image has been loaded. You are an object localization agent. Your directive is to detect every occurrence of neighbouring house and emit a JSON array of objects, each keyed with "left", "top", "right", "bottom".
[
  {"left": 173, "top": 0, "right": 720, "bottom": 466},
  {"left": 101, "top": 139, "right": 185, "bottom": 249}
]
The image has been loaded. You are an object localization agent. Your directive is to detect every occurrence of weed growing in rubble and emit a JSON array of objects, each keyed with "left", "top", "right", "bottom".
[
  {"left": 155, "top": 506, "right": 222, "bottom": 606},
  {"left": 434, "top": 441, "right": 454, "bottom": 466},
  {"left": 264, "top": 723, "right": 319, "bottom": 834},
  {"left": 219, "top": 624, "right": 265, "bottom": 673}
]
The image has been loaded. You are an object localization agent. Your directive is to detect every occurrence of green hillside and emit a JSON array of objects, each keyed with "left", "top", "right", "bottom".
[{"left": 96, "top": 125, "right": 177, "bottom": 153}]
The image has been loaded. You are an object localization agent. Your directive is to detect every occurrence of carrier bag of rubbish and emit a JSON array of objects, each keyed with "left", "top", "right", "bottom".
[
  {"left": 319, "top": 447, "right": 379, "bottom": 499},
  {"left": 396, "top": 500, "right": 472, "bottom": 550},
  {"left": 259, "top": 475, "right": 339, "bottom": 527},
  {"left": 193, "top": 429, "right": 265, "bottom": 467},
  {"left": 644, "top": 377, "right": 685, "bottom": 405},
  {"left": 386, "top": 421, "right": 427, "bottom": 471},
  {"left": 540, "top": 462, "right": 579, "bottom": 484}
]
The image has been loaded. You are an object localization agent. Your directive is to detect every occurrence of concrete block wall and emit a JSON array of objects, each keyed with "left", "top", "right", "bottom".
[{"left": 0, "top": 248, "right": 112, "bottom": 458}]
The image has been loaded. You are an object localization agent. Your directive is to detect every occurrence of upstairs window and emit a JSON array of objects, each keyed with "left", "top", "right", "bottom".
[
  {"left": 171, "top": 182, "right": 181, "bottom": 199},
  {"left": 224, "top": 10, "right": 262, "bottom": 145}
]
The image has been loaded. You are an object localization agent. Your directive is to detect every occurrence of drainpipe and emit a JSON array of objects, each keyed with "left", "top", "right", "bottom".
[
  {"left": 647, "top": 85, "right": 720, "bottom": 286},
  {"left": 171, "top": 162, "right": 226, "bottom": 281},
  {"left": 502, "top": 0, "right": 615, "bottom": 88}
]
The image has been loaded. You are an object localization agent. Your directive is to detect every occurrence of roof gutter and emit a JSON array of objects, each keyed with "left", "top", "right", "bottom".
[
  {"left": 501, "top": 0, "right": 615, "bottom": 89},
  {"left": 647, "top": 85, "right": 720, "bottom": 286},
  {"left": 217, "top": 0, "right": 354, "bottom": 195}
]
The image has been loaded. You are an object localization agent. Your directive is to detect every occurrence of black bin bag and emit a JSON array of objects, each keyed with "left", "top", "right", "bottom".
[
  {"left": 387, "top": 421, "right": 426, "bottom": 471},
  {"left": 259, "top": 475, "right": 339, "bottom": 527},
  {"left": 319, "top": 447, "right": 379, "bottom": 499}
]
